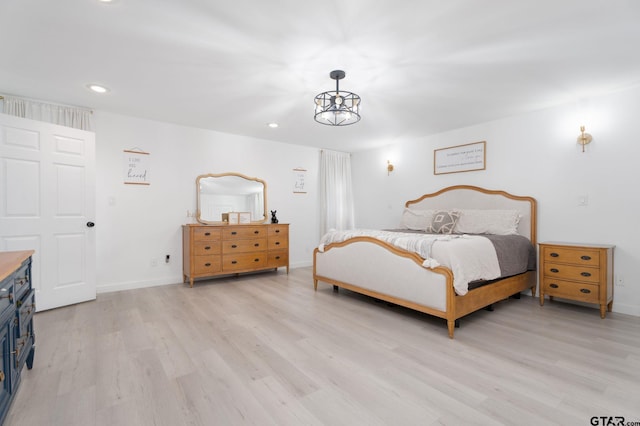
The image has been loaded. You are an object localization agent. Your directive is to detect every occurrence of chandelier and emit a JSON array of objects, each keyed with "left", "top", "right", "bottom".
[{"left": 314, "top": 70, "right": 361, "bottom": 126}]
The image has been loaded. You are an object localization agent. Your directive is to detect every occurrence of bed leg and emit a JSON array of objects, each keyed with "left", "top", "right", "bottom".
[
  {"left": 333, "top": 285, "right": 339, "bottom": 292},
  {"left": 447, "top": 320, "right": 455, "bottom": 338},
  {"left": 531, "top": 286, "right": 537, "bottom": 297},
  {"left": 313, "top": 279, "right": 318, "bottom": 291}
]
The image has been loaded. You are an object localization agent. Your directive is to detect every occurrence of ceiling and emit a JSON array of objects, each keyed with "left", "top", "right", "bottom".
[{"left": 1, "top": 1, "right": 639, "bottom": 152}]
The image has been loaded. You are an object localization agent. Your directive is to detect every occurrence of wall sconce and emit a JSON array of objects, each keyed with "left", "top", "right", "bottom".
[
  {"left": 577, "top": 125, "right": 592, "bottom": 152},
  {"left": 387, "top": 160, "right": 394, "bottom": 175}
]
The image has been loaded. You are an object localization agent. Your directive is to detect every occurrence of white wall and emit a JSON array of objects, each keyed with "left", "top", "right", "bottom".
[
  {"left": 351, "top": 86, "right": 640, "bottom": 316},
  {"left": 94, "top": 111, "right": 319, "bottom": 292}
]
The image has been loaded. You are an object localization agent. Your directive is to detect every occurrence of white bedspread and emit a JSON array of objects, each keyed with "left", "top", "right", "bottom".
[{"left": 318, "top": 229, "right": 500, "bottom": 295}]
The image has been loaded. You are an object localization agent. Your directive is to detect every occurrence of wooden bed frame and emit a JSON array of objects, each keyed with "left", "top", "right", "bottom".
[{"left": 313, "top": 185, "right": 537, "bottom": 338}]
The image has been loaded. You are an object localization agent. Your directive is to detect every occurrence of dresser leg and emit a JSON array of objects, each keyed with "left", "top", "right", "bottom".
[
  {"left": 189, "top": 278, "right": 194, "bottom": 288},
  {"left": 600, "top": 304, "right": 606, "bottom": 319},
  {"left": 607, "top": 301, "right": 613, "bottom": 312},
  {"left": 26, "top": 346, "right": 35, "bottom": 370},
  {"left": 539, "top": 294, "right": 545, "bottom": 306}
]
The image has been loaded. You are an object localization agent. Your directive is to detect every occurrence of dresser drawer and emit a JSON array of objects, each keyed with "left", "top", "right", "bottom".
[
  {"left": 541, "top": 246, "right": 600, "bottom": 267},
  {"left": 193, "top": 240, "right": 221, "bottom": 255},
  {"left": 268, "top": 236, "right": 288, "bottom": 250},
  {"left": 222, "top": 226, "right": 265, "bottom": 239},
  {"left": 17, "top": 290, "right": 35, "bottom": 338},
  {"left": 193, "top": 256, "right": 222, "bottom": 275},
  {"left": 268, "top": 225, "right": 289, "bottom": 238},
  {"left": 222, "top": 238, "right": 267, "bottom": 254},
  {"left": 223, "top": 253, "right": 267, "bottom": 271},
  {"left": 13, "top": 260, "right": 31, "bottom": 301},
  {"left": 193, "top": 227, "right": 221, "bottom": 241},
  {"left": 14, "top": 322, "right": 34, "bottom": 372},
  {"left": 542, "top": 263, "right": 599, "bottom": 283},
  {"left": 0, "top": 278, "right": 13, "bottom": 320},
  {"left": 543, "top": 278, "right": 599, "bottom": 303},
  {"left": 268, "top": 250, "right": 288, "bottom": 267}
]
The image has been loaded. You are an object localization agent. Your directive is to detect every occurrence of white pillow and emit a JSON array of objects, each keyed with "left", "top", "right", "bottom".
[
  {"left": 454, "top": 209, "right": 521, "bottom": 235},
  {"left": 399, "top": 208, "right": 435, "bottom": 231}
]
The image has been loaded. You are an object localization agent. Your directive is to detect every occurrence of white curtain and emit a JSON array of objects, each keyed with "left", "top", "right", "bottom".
[
  {"left": 2, "top": 95, "right": 94, "bottom": 131},
  {"left": 249, "top": 192, "right": 264, "bottom": 221},
  {"left": 319, "top": 149, "right": 355, "bottom": 235}
]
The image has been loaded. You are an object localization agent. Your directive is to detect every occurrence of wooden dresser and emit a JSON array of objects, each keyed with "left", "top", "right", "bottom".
[
  {"left": 0, "top": 250, "right": 35, "bottom": 425},
  {"left": 539, "top": 242, "right": 614, "bottom": 318},
  {"left": 182, "top": 223, "right": 289, "bottom": 287}
]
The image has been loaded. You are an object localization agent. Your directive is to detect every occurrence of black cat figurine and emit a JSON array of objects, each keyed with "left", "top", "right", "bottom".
[{"left": 270, "top": 210, "right": 278, "bottom": 224}]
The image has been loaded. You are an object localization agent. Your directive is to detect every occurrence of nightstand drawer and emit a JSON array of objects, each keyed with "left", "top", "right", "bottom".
[
  {"left": 542, "top": 263, "right": 599, "bottom": 283},
  {"left": 543, "top": 278, "right": 599, "bottom": 303},
  {"left": 541, "top": 246, "right": 600, "bottom": 267}
]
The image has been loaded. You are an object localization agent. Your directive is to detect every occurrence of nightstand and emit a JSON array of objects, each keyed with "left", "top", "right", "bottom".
[{"left": 539, "top": 242, "right": 614, "bottom": 318}]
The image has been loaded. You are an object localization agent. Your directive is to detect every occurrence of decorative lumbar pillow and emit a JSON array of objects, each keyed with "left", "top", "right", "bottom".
[
  {"left": 454, "top": 209, "right": 521, "bottom": 235},
  {"left": 429, "top": 210, "right": 460, "bottom": 234},
  {"left": 399, "top": 208, "right": 435, "bottom": 231}
]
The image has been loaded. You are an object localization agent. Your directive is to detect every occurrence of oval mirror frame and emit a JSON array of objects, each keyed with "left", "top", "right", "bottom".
[{"left": 196, "top": 172, "right": 267, "bottom": 224}]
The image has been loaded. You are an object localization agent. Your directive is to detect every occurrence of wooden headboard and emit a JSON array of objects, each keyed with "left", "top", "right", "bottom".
[{"left": 405, "top": 185, "right": 537, "bottom": 245}]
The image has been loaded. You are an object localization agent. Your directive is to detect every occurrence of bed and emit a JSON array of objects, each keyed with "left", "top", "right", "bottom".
[{"left": 313, "top": 185, "right": 537, "bottom": 338}]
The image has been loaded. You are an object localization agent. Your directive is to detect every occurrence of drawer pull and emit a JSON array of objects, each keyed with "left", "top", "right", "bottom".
[
  {"left": 581, "top": 255, "right": 591, "bottom": 261},
  {"left": 580, "top": 272, "right": 592, "bottom": 277},
  {"left": 254, "top": 230, "right": 259, "bottom": 234},
  {"left": 275, "top": 229, "right": 280, "bottom": 233},
  {"left": 231, "top": 245, "right": 237, "bottom": 248},
  {"left": 0, "top": 292, "right": 13, "bottom": 302},
  {"left": 231, "top": 261, "right": 237, "bottom": 264},
  {"left": 231, "top": 231, "right": 237, "bottom": 235},
  {"left": 204, "top": 246, "right": 211, "bottom": 250},
  {"left": 204, "top": 263, "right": 211, "bottom": 267},
  {"left": 550, "top": 268, "right": 559, "bottom": 273},
  {"left": 550, "top": 283, "right": 559, "bottom": 288},
  {"left": 254, "top": 243, "right": 260, "bottom": 247},
  {"left": 550, "top": 252, "right": 559, "bottom": 257},
  {"left": 204, "top": 232, "right": 211, "bottom": 236},
  {"left": 275, "top": 256, "right": 281, "bottom": 260},
  {"left": 254, "top": 258, "right": 260, "bottom": 262},
  {"left": 580, "top": 288, "right": 591, "bottom": 294},
  {"left": 275, "top": 242, "right": 280, "bottom": 246}
]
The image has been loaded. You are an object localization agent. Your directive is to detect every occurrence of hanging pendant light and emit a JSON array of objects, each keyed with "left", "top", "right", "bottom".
[{"left": 314, "top": 70, "right": 361, "bottom": 126}]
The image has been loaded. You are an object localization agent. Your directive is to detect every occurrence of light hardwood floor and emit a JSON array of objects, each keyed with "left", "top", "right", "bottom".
[{"left": 5, "top": 267, "right": 640, "bottom": 425}]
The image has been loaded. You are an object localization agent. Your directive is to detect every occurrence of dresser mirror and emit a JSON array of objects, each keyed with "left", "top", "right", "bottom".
[{"left": 196, "top": 173, "right": 267, "bottom": 224}]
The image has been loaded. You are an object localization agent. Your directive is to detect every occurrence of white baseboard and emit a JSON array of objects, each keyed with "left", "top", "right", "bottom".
[
  {"left": 97, "top": 275, "right": 183, "bottom": 294},
  {"left": 97, "top": 263, "right": 314, "bottom": 294}
]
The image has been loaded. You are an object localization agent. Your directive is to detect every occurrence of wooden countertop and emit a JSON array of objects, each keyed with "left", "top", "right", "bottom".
[{"left": 0, "top": 250, "right": 35, "bottom": 281}]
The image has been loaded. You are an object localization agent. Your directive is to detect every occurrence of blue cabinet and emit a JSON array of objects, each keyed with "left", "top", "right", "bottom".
[{"left": 0, "top": 251, "right": 35, "bottom": 425}]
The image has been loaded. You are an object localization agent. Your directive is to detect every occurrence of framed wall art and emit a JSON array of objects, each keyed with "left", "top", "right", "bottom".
[{"left": 434, "top": 141, "right": 486, "bottom": 175}]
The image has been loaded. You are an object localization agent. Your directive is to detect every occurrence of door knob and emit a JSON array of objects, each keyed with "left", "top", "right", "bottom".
[{"left": 86, "top": 221, "right": 95, "bottom": 228}]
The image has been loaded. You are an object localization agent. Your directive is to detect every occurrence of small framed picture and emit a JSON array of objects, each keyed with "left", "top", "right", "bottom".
[
  {"left": 227, "top": 212, "right": 239, "bottom": 225},
  {"left": 238, "top": 212, "right": 251, "bottom": 224}
]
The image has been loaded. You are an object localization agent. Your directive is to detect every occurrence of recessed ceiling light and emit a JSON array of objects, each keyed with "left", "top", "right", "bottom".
[
  {"left": 87, "top": 84, "right": 109, "bottom": 94},
  {"left": 267, "top": 123, "right": 279, "bottom": 128},
  {"left": 98, "top": 0, "right": 114, "bottom": 3}
]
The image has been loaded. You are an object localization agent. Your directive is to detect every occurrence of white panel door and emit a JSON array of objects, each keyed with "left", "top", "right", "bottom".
[{"left": 0, "top": 114, "right": 96, "bottom": 311}]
